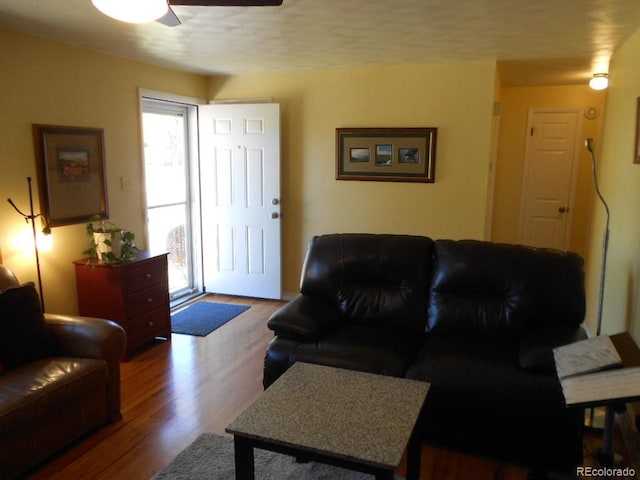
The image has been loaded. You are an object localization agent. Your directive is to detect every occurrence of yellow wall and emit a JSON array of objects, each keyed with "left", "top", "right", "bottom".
[
  {"left": 0, "top": 29, "right": 208, "bottom": 313},
  {"left": 210, "top": 62, "right": 498, "bottom": 296},
  {"left": 0, "top": 27, "right": 502, "bottom": 306},
  {"left": 585, "top": 26, "right": 640, "bottom": 338},
  {"left": 492, "top": 85, "right": 607, "bottom": 258}
]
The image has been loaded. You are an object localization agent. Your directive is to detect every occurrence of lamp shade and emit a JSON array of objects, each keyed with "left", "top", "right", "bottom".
[
  {"left": 92, "top": 0, "right": 168, "bottom": 23},
  {"left": 589, "top": 74, "right": 609, "bottom": 91}
]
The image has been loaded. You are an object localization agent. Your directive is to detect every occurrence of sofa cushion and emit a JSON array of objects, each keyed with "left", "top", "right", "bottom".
[
  {"left": 406, "top": 335, "right": 572, "bottom": 430},
  {"left": 0, "top": 283, "right": 58, "bottom": 369},
  {"left": 428, "top": 240, "right": 585, "bottom": 338},
  {"left": 0, "top": 357, "right": 109, "bottom": 478},
  {"left": 405, "top": 334, "right": 584, "bottom": 466},
  {"left": 0, "top": 357, "right": 107, "bottom": 421},
  {"left": 300, "top": 234, "right": 433, "bottom": 332},
  {"left": 290, "top": 323, "right": 424, "bottom": 378}
]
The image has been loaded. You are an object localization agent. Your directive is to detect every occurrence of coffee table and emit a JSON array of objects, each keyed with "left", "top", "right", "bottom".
[{"left": 226, "top": 362, "right": 429, "bottom": 480}]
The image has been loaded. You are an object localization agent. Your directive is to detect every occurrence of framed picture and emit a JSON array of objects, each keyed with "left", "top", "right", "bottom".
[
  {"left": 635, "top": 97, "right": 640, "bottom": 164},
  {"left": 336, "top": 127, "right": 437, "bottom": 182},
  {"left": 33, "top": 124, "right": 109, "bottom": 227}
]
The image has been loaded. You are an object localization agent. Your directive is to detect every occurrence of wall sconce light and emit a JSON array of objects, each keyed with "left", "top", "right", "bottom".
[
  {"left": 91, "top": 0, "right": 168, "bottom": 23},
  {"left": 7, "top": 177, "right": 51, "bottom": 311},
  {"left": 589, "top": 73, "right": 609, "bottom": 91}
]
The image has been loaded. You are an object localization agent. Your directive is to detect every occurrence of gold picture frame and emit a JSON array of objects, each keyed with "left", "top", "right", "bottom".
[
  {"left": 33, "top": 124, "right": 109, "bottom": 227},
  {"left": 336, "top": 127, "right": 437, "bottom": 182}
]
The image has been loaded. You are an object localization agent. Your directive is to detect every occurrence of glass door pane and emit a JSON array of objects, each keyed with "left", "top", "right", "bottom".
[{"left": 142, "top": 102, "right": 194, "bottom": 299}]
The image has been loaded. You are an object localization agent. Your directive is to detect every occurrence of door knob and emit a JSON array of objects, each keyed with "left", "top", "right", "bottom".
[
  {"left": 271, "top": 212, "right": 279, "bottom": 219},
  {"left": 272, "top": 198, "right": 280, "bottom": 205},
  {"left": 558, "top": 207, "right": 568, "bottom": 213}
]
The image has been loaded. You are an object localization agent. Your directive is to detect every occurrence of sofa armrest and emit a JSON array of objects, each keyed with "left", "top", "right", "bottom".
[
  {"left": 267, "top": 295, "right": 341, "bottom": 340},
  {"left": 44, "top": 313, "right": 127, "bottom": 422},
  {"left": 519, "top": 325, "right": 588, "bottom": 373}
]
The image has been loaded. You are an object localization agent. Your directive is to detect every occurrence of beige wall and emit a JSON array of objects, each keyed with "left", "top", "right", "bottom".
[
  {"left": 585, "top": 26, "right": 640, "bottom": 337},
  {"left": 0, "top": 29, "right": 208, "bottom": 313},
  {"left": 210, "top": 62, "right": 498, "bottom": 296},
  {"left": 4, "top": 23, "right": 630, "bottom": 330},
  {"left": 491, "top": 85, "right": 607, "bottom": 258},
  {"left": 0, "top": 27, "right": 507, "bottom": 307}
]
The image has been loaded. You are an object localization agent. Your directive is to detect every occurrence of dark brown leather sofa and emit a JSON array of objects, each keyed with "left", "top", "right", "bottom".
[
  {"left": 264, "top": 234, "right": 587, "bottom": 472},
  {"left": 0, "top": 265, "right": 126, "bottom": 479}
]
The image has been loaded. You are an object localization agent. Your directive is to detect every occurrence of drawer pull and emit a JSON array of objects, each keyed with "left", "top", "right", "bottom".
[
  {"left": 148, "top": 321, "right": 154, "bottom": 328},
  {"left": 144, "top": 273, "right": 152, "bottom": 279},
  {"left": 146, "top": 298, "right": 153, "bottom": 303}
]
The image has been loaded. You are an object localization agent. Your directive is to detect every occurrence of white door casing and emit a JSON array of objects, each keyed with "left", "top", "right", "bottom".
[
  {"left": 518, "top": 109, "right": 582, "bottom": 250},
  {"left": 199, "top": 103, "right": 281, "bottom": 299}
]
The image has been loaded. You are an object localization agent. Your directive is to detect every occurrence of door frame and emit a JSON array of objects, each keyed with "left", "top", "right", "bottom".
[
  {"left": 138, "top": 88, "right": 205, "bottom": 300},
  {"left": 517, "top": 107, "right": 583, "bottom": 250}
]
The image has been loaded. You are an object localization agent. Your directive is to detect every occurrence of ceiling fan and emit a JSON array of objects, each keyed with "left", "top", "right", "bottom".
[
  {"left": 160, "top": 0, "right": 284, "bottom": 26},
  {"left": 92, "top": 0, "right": 284, "bottom": 27}
]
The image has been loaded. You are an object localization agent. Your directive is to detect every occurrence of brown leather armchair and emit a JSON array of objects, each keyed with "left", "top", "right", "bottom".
[{"left": 0, "top": 265, "right": 127, "bottom": 479}]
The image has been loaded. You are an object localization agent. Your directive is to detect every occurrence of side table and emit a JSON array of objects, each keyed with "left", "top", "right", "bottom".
[{"left": 556, "top": 332, "right": 640, "bottom": 475}]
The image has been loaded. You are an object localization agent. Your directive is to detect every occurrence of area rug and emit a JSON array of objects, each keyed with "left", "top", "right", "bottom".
[
  {"left": 171, "top": 302, "right": 250, "bottom": 337},
  {"left": 152, "top": 433, "right": 404, "bottom": 480}
]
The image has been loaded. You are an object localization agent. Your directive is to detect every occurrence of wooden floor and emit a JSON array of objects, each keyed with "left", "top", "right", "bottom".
[{"left": 24, "top": 295, "right": 636, "bottom": 480}]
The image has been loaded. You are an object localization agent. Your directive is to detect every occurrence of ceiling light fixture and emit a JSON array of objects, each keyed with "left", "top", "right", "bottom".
[
  {"left": 589, "top": 73, "right": 609, "bottom": 91},
  {"left": 91, "top": 0, "right": 169, "bottom": 24}
]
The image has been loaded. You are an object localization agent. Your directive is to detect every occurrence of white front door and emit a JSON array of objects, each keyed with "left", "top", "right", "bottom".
[
  {"left": 518, "top": 109, "right": 581, "bottom": 250},
  {"left": 199, "top": 103, "right": 281, "bottom": 299}
]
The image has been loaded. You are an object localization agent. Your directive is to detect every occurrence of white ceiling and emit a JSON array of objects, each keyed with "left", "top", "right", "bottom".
[{"left": 1, "top": 0, "right": 640, "bottom": 86}]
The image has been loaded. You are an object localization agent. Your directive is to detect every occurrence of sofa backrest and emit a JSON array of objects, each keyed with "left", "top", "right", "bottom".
[
  {"left": 428, "top": 239, "right": 586, "bottom": 338},
  {"left": 300, "top": 233, "right": 433, "bottom": 332},
  {"left": 0, "top": 266, "right": 19, "bottom": 290}
]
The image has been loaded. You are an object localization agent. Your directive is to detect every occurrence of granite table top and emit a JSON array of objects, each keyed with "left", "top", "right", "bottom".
[{"left": 226, "top": 362, "right": 430, "bottom": 470}]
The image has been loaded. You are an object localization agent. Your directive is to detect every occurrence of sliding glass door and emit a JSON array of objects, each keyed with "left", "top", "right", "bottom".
[{"left": 142, "top": 98, "right": 198, "bottom": 301}]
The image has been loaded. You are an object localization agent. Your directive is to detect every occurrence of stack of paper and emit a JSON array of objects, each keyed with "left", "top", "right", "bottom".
[
  {"left": 553, "top": 335, "right": 622, "bottom": 380},
  {"left": 553, "top": 335, "right": 640, "bottom": 407}
]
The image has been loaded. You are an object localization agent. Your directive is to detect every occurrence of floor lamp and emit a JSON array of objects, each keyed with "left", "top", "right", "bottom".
[
  {"left": 585, "top": 137, "right": 611, "bottom": 431},
  {"left": 585, "top": 138, "right": 611, "bottom": 336},
  {"left": 7, "top": 177, "right": 51, "bottom": 311}
]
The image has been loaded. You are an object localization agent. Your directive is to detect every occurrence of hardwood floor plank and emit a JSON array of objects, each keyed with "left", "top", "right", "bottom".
[{"left": 22, "top": 294, "right": 634, "bottom": 480}]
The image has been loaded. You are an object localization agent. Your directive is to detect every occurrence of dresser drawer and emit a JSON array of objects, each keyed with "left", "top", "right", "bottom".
[
  {"left": 126, "top": 282, "right": 169, "bottom": 318},
  {"left": 127, "top": 308, "right": 169, "bottom": 345},
  {"left": 122, "top": 258, "right": 167, "bottom": 294}
]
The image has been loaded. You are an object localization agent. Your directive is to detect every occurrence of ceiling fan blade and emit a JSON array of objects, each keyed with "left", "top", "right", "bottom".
[
  {"left": 159, "top": 0, "right": 281, "bottom": 27},
  {"left": 169, "top": 0, "right": 283, "bottom": 6},
  {"left": 156, "top": 6, "right": 182, "bottom": 27}
]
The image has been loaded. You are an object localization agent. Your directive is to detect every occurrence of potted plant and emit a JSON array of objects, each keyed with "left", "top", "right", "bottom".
[{"left": 83, "top": 216, "right": 136, "bottom": 264}]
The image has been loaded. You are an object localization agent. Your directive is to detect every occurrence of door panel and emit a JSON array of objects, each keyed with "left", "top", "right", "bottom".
[
  {"left": 519, "top": 110, "right": 580, "bottom": 250},
  {"left": 200, "top": 103, "right": 281, "bottom": 299}
]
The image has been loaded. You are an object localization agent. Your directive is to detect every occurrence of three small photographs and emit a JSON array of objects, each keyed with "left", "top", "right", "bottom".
[
  {"left": 348, "top": 145, "right": 421, "bottom": 167},
  {"left": 336, "top": 127, "right": 437, "bottom": 183}
]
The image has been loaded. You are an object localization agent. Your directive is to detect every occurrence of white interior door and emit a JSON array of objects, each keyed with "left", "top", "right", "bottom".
[
  {"left": 518, "top": 109, "right": 581, "bottom": 250},
  {"left": 199, "top": 103, "right": 281, "bottom": 299}
]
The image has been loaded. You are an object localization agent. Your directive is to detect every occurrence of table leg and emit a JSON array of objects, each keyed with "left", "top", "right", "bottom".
[
  {"left": 233, "top": 436, "right": 255, "bottom": 480},
  {"left": 406, "top": 426, "right": 422, "bottom": 480},
  {"left": 375, "top": 470, "right": 396, "bottom": 480},
  {"left": 603, "top": 405, "right": 615, "bottom": 463}
]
